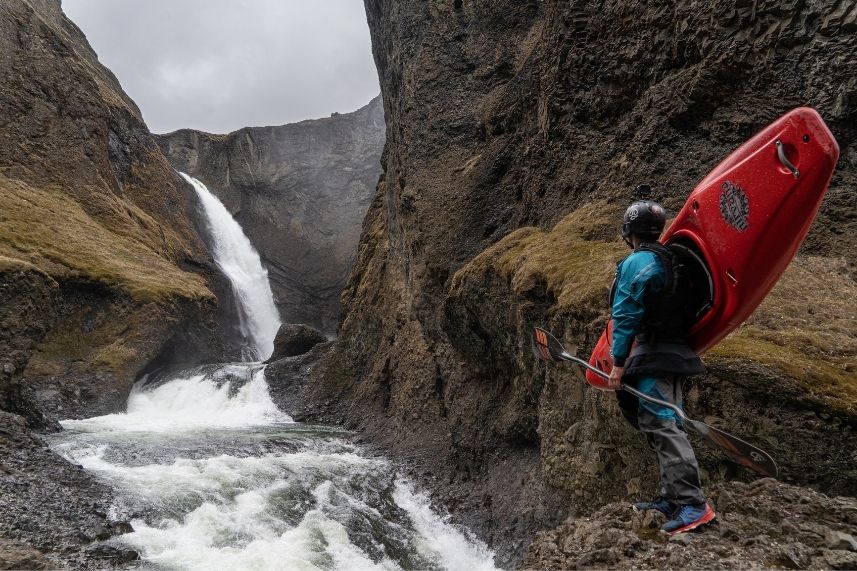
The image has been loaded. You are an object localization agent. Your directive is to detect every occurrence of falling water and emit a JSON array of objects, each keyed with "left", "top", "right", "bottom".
[
  {"left": 180, "top": 172, "right": 280, "bottom": 360},
  {"left": 47, "top": 173, "right": 497, "bottom": 570}
]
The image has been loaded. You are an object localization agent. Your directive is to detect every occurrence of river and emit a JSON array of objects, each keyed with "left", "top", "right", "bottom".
[
  {"left": 48, "top": 363, "right": 497, "bottom": 570},
  {"left": 46, "top": 175, "right": 497, "bottom": 570}
]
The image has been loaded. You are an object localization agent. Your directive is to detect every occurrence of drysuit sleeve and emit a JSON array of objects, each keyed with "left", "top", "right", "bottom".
[{"left": 610, "top": 253, "right": 661, "bottom": 367}]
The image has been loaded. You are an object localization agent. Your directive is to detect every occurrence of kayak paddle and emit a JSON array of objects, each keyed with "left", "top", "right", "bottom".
[{"left": 531, "top": 327, "right": 778, "bottom": 478}]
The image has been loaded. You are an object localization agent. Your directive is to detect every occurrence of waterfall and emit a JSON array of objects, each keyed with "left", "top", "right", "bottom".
[
  {"left": 47, "top": 174, "right": 498, "bottom": 571},
  {"left": 53, "top": 364, "right": 499, "bottom": 571},
  {"left": 180, "top": 172, "right": 281, "bottom": 360},
  {"left": 61, "top": 364, "right": 291, "bottom": 433}
]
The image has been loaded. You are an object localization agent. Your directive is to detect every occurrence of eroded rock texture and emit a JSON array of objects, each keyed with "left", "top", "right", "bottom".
[
  {"left": 0, "top": 411, "right": 126, "bottom": 570},
  {"left": 522, "top": 478, "right": 857, "bottom": 570},
  {"left": 156, "top": 97, "right": 385, "bottom": 333},
  {"left": 0, "top": 1, "right": 224, "bottom": 565},
  {"left": 300, "top": 0, "right": 857, "bottom": 565},
  {"left": 267, "top": 323, "right": 328, "bottom": 362},
  {"left": 0, "top": 0, "right": 226, "bottom": 420}
]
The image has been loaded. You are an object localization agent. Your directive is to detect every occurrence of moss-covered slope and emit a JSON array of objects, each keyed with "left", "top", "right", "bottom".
[
  {"left": 0, "top": 0, "right": 221, "bottom": 419},
  {"left": 709, "top": 256, "right": 857, "bottom": 414}
]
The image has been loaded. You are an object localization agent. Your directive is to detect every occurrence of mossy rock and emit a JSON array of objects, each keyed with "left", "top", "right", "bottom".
[
  {"left": 0, "top": 175, "right": 213, "bottom": 302},
  {"left": 455, "top": 203, "right": 856, "bottom": 414},
  {"left": 451, "top": 201, "right": 627, "bottom": 311},
  {"left": 707, "top": 256, "right": 857, "bottom": 414}
]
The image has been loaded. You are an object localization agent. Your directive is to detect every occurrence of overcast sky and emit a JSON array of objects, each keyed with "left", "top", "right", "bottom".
[{"left": 63, "top": 0, "right": 380, "bottom": 134}]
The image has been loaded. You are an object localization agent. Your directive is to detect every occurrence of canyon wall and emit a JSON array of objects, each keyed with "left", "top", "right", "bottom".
[
  {"left": 289, "top": 0, "right": 856, "bottom": 565},
  {"left": 156, "top": 97, "right": 385, "bottom": 333},
  {"left": 0, "top": 0, "right": 236, "bottom": 564},
  {"left": 0, "top": 0, "right": 223, "bottom": 420}
]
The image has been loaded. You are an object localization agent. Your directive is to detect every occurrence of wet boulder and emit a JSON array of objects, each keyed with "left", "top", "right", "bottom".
[
  {"left": 0, "top": 538, "right": 50, "bottom": 570},
  {"left": 267, "top": 324, "right": 328, "bottom": 361}
]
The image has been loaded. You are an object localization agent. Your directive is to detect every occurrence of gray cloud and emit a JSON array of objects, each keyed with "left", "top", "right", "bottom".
[{"left": 62, "top": 0, "right": 380, "bottom": 134}]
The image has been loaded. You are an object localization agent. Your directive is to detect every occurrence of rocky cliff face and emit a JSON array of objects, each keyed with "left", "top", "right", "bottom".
[
  {"left": 0, "top": 0, "right": 224, "bottom": 422},
  {"left": 291, "top": 0, "right": 857, "bottom": 565},
  {"left": 0, "top": 1, "right": 225, "bottom": 563},
  {"left": 156, "top": 97, "right": 385, "bottom": 333}
]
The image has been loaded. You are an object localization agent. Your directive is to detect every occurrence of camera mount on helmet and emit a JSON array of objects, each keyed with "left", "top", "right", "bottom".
[{"left": 633, "top": 184, "right": 653, "bottom": 199}]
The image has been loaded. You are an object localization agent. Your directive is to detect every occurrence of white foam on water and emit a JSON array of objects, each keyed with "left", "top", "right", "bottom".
[
  {"left": 54, "top": 447, "right": 375, "bottom": 507},
  {"left": 51, "top": 310, "right": 497, "bottom": 571},
  {"left": 53, "top": 443, "right": 389, "bottom": 569},
  {"left": 53, "top": 433, "right": 499, "bottom": 571},
  {"left": 126, "top": 506, "right": 397, "bottom": 571},
  {"left": 392, "top": 480, "right": 497, "bottom": 571},
  {"left": 60, "top": 366, "right": 291, "bottom": 433},
  {"left": 180, "top": 172, "right": 281, "bottom": 360},
  {"left": 56, "top": 443, "right": 494, "bottom": 571},
  {"left": 47, "top": 168, "right": 499, "bottom": 570}
]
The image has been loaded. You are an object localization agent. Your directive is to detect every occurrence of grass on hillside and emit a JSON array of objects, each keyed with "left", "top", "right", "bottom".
[
  {"left": 0, "top": 175, "right": 212, "bottom": 301},
  {"left": 450, "top": 201, "right": 627, "bottom": 310},
  {"left": 708, "top": 256, "right": 857, "bottom": 413}
]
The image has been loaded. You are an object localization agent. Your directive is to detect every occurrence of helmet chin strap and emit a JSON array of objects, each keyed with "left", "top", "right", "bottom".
[{"left": 621, "top": 223, "right": 634, "bottom": 249}]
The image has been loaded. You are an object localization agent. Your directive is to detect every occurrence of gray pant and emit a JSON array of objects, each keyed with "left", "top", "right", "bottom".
[{"left": 634, "top": 376, "right": 705, "bottom": 506}]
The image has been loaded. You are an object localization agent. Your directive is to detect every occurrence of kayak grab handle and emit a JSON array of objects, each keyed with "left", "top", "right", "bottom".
[{"left": 776, "top": 140, "right": 800, "bottom": 178}]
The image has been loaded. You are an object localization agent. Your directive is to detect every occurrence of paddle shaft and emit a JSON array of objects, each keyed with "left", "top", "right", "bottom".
[
  {"left": 558, "top": 352, "right": 690, "bottom": 422},
  {"left": 531, "top": 326, "right": 778, "bottom": 477}
]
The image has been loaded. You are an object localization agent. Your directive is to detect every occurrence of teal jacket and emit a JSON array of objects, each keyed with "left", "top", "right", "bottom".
[{"left": 610, "top": 249, "right": 666, "bottom": 367}]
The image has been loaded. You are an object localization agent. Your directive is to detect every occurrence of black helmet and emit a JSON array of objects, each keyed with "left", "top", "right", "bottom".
[{"left": 622, "top": 200, "right": 666, "bottom": 242}]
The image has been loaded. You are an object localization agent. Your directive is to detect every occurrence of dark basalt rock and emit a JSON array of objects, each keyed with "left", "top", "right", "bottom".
[
  {"left": 0, "top": 412, "right": 130, "bottom": 570},
  {"left": 0, "top": 259, "right": 57, "bottom": 425},
  {"left": 522, "top": 479, "right": 857, "bottom": 570},
  {"left": 0, "top": 538, "right": 51, "bottom": 571},
  {"left": 156, "top": 96, "right": 385, "bottom": 334},
  {"left": 307, "top": 0, "right": 857, "bottom": 567},
  {"left": 264, "top": 342, "right": 343, "bottom": 424},
  {"left": 85, "top": 543, "right": 140, "bottom": 564},
  {"left": 267, "top": 323, "right": 329, "bottom": 361}
]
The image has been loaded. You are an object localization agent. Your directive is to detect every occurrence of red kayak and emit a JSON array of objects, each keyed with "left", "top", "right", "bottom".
[{"left": 586, "top": 107, "right": 840, "bottom": 389}]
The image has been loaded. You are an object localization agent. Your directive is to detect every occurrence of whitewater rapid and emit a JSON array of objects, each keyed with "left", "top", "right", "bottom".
[
  {"left": 50, "top": 365, "right": 498, "bottom": 571},
  {"left": 180, "top": 172, "right": 280, "bottom": 360},
  {"left": 48, "top": 171, "right": 496, "bottom": 569}
]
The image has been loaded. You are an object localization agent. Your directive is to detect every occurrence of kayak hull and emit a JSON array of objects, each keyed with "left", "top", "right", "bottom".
[{"left": 586, "top": 107, "right": 839, "bottom": 389}]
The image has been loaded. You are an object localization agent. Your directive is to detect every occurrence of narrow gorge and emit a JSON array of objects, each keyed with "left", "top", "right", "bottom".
[
  {"left": 0, "top": 0, "right": 856, "bottom": 569},
  {"left": 277, "top": 0, "right": 857, "bottom": 567},
  {"left": 47, "top": 175, "right": 497, "bottom": 569}
]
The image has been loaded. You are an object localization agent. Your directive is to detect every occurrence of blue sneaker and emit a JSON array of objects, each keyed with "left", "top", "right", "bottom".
[
  {"left": 661, "top": 502, "right": 716, "bottom": 535},
  {"left": 633, "top": 497, "right": 677, "bottom": 517}
]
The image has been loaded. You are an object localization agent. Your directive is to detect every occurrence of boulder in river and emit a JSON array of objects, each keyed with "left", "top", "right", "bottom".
[{"left": 268, "top": 324, "right": 329, "bottom": 361}]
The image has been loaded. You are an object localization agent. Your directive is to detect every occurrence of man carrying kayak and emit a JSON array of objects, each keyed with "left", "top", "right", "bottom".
[{"left": 606, "top": 197, "right": 716, "bottom": 535}]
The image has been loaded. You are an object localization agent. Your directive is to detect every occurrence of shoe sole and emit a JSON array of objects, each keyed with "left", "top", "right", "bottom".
[{"left": 663, "top": 506, "right": 716, "bottom": 536}]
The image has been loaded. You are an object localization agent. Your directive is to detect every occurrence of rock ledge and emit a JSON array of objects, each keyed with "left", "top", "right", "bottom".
[{"left": 522, "top": 478, "right": 857, "bottom": 570}]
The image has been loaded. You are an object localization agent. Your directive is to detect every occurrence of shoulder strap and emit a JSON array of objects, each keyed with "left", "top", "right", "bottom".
[{"left": 634, "top": 242, "right": 675, "bottom": 293}]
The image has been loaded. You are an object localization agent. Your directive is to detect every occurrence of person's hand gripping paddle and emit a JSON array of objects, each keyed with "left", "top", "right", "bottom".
[{"left": 531, "top": 327, "right": 778, "bottom": 478}]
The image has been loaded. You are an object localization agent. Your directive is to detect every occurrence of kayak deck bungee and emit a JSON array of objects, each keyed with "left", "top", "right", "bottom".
[{"left": 586, "top": 107, "right": 840, "bottom": 389}]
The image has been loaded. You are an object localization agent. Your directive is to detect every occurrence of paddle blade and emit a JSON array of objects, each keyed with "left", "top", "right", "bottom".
[
  {"left": 531, "top": 327, "right": 566, "bottom": 363},
  {"left": 686, "top": 419, "right": 779, "bottom": 477}
]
